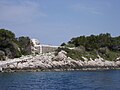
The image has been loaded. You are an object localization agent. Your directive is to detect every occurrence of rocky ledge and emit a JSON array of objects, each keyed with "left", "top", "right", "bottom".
[{"left": 1, "top": 50, "right": 120, "bottom": 72}]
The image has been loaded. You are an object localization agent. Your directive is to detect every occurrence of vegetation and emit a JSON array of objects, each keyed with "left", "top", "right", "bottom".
[
  {"left": 1, "top": 29, "right": 120, "bottom": 61},
  {"left": 0, "top": 29, "right": 31, "bottom": 60},
  {"left": 57, "top": 47, "right": 98, "bottom": 61},
  {"left": 17, "top": 36, "right": 31, "bottom": 55},
  {"left": 0, "top": 29, "right": 15, "bottom": 41},
  {"left": 60, "top": 33, "right": 120, "bottom": 61}
]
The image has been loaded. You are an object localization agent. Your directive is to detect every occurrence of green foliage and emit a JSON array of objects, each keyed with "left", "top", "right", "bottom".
[
  {"left": 59, "top": 33, "right": 120, "bottom": 61},
  {"left": 0, "top": 29, "right": 31, "bottom": 59},
  {"left": 0, "top": 29, "right": 15, "bottom": 41},
  {"left": 98, "top": 48, "right": 120, "bottom": 61},
  {"left": 61, "top": 43, "right": 66, "bottom": 46},
  {"left": 17, "top": 36, "right": 31, "bottom": 55},
  {"left": 0, "top": 29, "right": 22, "bottom": 58},
  {"left": 57, "top": 47, "right": 98, "bottom": 61},
  {"left": 68, "top": 33, "right": 120, "bottom": 51}
]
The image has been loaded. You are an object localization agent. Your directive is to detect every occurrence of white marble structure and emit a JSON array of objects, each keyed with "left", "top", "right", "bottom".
[{"left": 31, "top": 39, "right": 58, "bottom": 54}]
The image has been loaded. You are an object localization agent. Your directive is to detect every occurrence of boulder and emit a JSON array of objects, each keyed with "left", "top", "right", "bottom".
[
  {"left": 116, "top": 61, "right": 120, "bottom": 66},
  {"left": 115, "top": 57, "right": 120, "bottom": 61},
  {"left": 88, "top": 60, "right": 96, "bottom": 66},
  {"left": 53, "top": 50, "right": 67, "bottom": 61},
  {"left": 82, "top": 56, "right": 88, "bottom": 61}
]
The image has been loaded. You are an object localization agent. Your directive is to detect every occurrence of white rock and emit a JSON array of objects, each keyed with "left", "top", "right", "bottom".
[
  {"left": 82, "top": 56, "right": 88, "bottom": 61},
  {"left": 53, "top": 50, "right": 67, "bottom": 61},
  {"left": 116, "top": 61, "right": 120, "bottom": 66}
]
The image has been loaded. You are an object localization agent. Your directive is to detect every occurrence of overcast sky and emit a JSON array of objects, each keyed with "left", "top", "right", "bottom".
[{"left": 0, "top": 0, "right": 120, "bottom": 45}]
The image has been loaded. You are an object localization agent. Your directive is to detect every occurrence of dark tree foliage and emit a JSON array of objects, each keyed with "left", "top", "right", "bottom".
[
  {"left": 0, "top": 29, "right": 32, "bottom": 59},
  {"left": 17, "top": 36, "right": 31, "bottom": 55},
  {"left": 61, "top": 43, "right": 66, "bottom": 46},
  {"left": 68, "top": 33, "right": 120, "bottom": 51},
  {"left": 0, "top": 29, "right": 15, "bottom": 48},
  {"left": 59, "top": 33, "right": 120, "bottom": 61},
  {"left": 0, "top": 29, "right": 15, "bottom": 41},
  {"left": 0, "top": 29, "right": 21, "bottom": 59}
]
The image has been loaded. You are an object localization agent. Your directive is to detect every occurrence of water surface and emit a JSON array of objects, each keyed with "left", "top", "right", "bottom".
[{"left": 0, "top": 70, "right": 120, "bottom": 90}]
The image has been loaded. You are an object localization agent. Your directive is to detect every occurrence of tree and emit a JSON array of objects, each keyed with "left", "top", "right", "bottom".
[
  {"left": 66, "top": 33, "right": 120, "bottom": 51},
  {"left": 61, "top": 43, "right": 66, "bottom": 46},
  {"left": 17, "top": 36, "right": 31, "bottom": 55},
  {"left": 0, "top": 29, "right": 15, "bottom": 41},
  {"left": 0, "top": 29, "right": 22, "bottom": 58}
]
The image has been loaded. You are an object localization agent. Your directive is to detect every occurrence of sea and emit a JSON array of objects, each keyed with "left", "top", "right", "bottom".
[{"left": 0, "top": 70, "right": 120, "bottom": 90}]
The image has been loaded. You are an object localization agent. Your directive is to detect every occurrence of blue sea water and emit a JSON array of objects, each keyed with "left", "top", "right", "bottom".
[{"left": 0, "top": 70, "right": 120, "bottom": 90}]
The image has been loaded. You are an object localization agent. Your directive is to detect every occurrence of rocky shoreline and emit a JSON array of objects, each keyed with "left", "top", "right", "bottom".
[
  {"left": 1, "top": 50, "right": 120, "bottom": 72},
  {"left": 3, "top": 68, "right": 120, "bottom": 73}
]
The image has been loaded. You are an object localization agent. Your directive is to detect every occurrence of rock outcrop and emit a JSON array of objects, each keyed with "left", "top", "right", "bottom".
[{"left": 0, "top": 50, "right": 120, "bottom": 72}]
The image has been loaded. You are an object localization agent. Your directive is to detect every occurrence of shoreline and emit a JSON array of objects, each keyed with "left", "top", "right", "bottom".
[
  {"left": 1, "top": 50, "right": 120, "bottom": 73},
  {"left": 2, "top": 66, "right": 120, "bottom": 73}
]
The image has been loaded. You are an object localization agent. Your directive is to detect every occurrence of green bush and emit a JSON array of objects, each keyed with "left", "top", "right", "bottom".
[{"left": 56, "top": 47, "right": 98, "bottom": 61}]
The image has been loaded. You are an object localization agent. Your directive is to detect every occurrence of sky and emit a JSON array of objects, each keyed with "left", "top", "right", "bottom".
[{"left": 0, "top": 0, "right": 120, "bottom": 45}]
